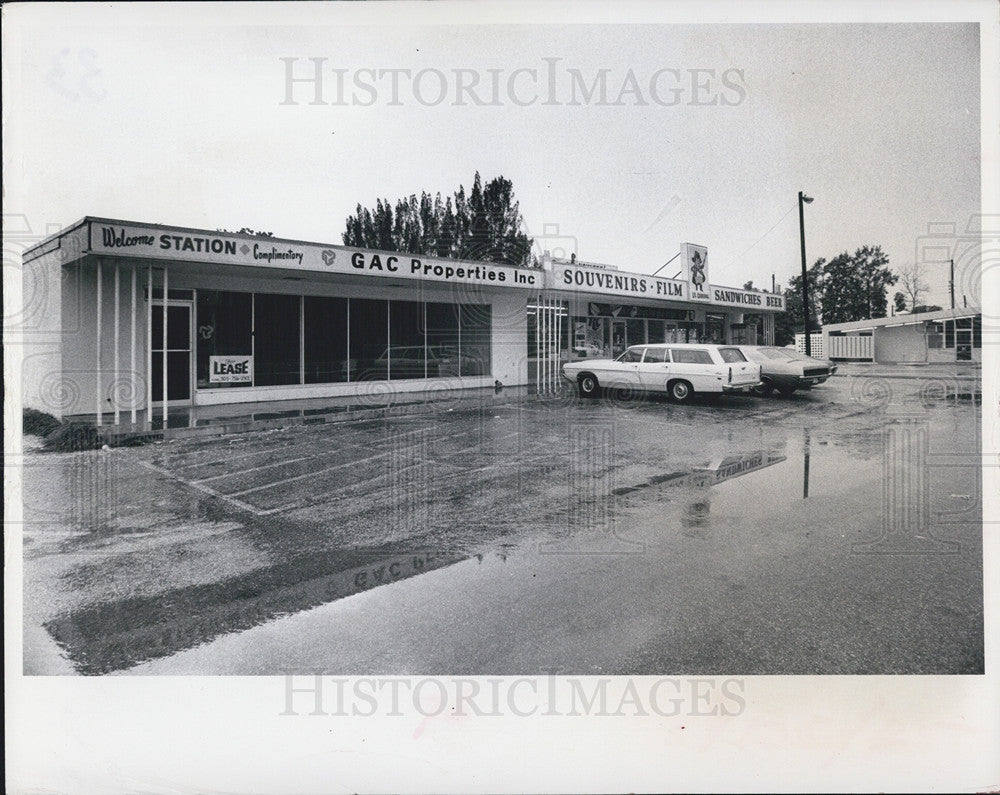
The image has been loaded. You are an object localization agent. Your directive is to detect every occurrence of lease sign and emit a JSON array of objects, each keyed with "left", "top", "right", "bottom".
[{"left": 209, "top": 355, "right": 253, "bottom": 383}]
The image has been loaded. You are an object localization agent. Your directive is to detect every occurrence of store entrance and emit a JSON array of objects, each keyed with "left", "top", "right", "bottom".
[
  {"left": 956, "top": 328, "right": 972, "bottom": 361},
  {"left": 151, "top": 301, "right": 193, "bottom": 404},
  {"left": 611, "top": 320, "right": 628, "bottom": 358}
]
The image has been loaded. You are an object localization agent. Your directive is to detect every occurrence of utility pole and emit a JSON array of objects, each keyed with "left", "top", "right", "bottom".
[
  {"left": 949, "top": 259, "right": 955, "bottom": 309},
  {"left": 798, "top": 191, "right": 814, "bottom": 355}
]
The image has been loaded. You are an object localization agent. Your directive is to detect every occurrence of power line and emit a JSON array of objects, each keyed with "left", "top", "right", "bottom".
[{"left": 726, "top": 203, "right": 798, "bottom": 270}]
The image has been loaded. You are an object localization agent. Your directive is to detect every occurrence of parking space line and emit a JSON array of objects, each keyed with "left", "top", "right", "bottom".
[
  {"left": 222, "top": 425, "right": 490, "bottom": 498},
  {"left": 168, "top": 418, "right": 489, "bottom": 477},
  {"left": 137, "top": 460, "right": 265, "bottom": 515}
]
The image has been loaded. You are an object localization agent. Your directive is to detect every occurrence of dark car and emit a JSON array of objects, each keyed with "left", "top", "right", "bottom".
[
  {"left": 736, "top": 345, "right": 838, "bottom": 397},
  {"left": 359, "top": 345, "right": 461, "bottom": 380}
]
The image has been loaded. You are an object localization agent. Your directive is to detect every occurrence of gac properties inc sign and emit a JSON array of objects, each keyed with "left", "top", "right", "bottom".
[{"left": 90, "top": 221, "right": 538, "bottom": 289}]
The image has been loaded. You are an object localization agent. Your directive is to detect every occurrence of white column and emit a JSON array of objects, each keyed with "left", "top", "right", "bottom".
[
  {"left": 95, "top": 259, "right": 102, "bottom": 426},
  {"left": 534, "top": 295, "right": 540, "bottom": 390},
  {"left": 130, "top": 266, "right": 137, "bottom": 425},
  {"left": 547, "top": 299, "right": 552, "bottom": 393},
  {"left": 146, "top": 264, "right": 153, "bottom": 428},
  {"left": 541, "top": 297, "right": 547, "bottom": 394},
  {"left": 162, "top": 266, "right": 168, "bottom": 427},
  {"left": 113, "top": 262, "right": 120, "bottom": 426},
  {"left": 547, "top": 298, "right": 552, "bottom": 393},
  {"left": 556, "top": 300, "right": 562, "bottom": 389}
]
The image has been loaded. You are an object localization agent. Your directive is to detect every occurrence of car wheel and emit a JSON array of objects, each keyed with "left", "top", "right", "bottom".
[
  {"left": 777, "top": 385, "right": 796, "bottom": 398},
  {"left": 669, "top": 380, "right": 693, "bottom": 403},
  {"left": 578, "top": 374, "right": 600, "bottom": 398},
  {"left": 751, "top": 379, "right": 774, "bottom": 397}
]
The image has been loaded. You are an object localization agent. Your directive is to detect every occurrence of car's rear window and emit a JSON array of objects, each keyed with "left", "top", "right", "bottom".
[
  {"left": 718, "top": 348, "right": 747, "bottom": 363},
  {"left": 670, "top": 348, "right": 713, "bottom": 364}
]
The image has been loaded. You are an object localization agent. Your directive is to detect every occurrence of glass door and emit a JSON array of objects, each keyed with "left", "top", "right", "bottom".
[
  {"left": 151, "top": 302, "right": 193, "bottom": 403},
  {"left": 956, "top": 328, "right": 972, "bottom": 361},
  {"left": 611, "top": 319, "right": 627, "bottom": 357}
]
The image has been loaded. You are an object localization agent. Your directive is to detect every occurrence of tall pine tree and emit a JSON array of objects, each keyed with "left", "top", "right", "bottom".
[{"left": 342, "top": 173, "right": 535, "bottom": 266}]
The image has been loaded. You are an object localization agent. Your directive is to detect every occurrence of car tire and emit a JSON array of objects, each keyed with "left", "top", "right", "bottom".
[
  {"left": 669, "top": 380, "right": 693, "bottom": 403},
  {"left": 777, "top": 385, "right": 796, "bottom": 398},
  {"left": 752, "top": 379, "right": 774, "bottom": 397},
  {"left": 578, "top": 374, "right": 600, "bottom": 398}
]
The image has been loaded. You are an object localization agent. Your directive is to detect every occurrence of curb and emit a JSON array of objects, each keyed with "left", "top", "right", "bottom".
[{"left": 96, "top": 387, "right": 529, "bottom": 445}]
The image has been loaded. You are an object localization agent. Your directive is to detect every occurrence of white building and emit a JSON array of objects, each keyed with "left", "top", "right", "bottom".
[
  {"left": 822, "top": 308, "right": 982, "bottom": 363},
  {"left": 21, "top": 217, "right": 786, "bottom": 429}
]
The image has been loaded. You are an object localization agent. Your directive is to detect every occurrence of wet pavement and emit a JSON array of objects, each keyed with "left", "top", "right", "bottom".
[{"left": 19, "top": 375, "right": 983, "bottom": 675}]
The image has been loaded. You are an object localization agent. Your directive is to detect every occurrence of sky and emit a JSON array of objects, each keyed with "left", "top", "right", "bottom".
[{"left": 3, "top": 3, "right": 986, "bottom": 309}]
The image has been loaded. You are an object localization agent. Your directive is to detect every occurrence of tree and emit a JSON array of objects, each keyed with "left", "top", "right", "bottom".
[
  {"left": 911, "top": 304, "right": 943, "bottom": 314},
  {"left": 342, "top": 173, "right": 534, "bottom": 266},
  {"left": 819, "top": 245, "right": 896, "bottom": 324},
  {"left": 774, "top": 260, "right": 823, "bottom": 346},
  {"left": 217, "top": 227, "right": 274, "bottom": 237},
  {"left": 897, "top": 262, "right": 927, "bottom": 311},
  {"left": 893, "top": 292, "right": 907, "bottom": 313}
]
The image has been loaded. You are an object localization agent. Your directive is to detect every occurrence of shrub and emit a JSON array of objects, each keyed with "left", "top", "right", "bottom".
[
  {"left": 43, "top": 422, "right": 101, "bottom": 452},
  {"left": 23, "top": 408, "right": 61, "bottom": 437}
]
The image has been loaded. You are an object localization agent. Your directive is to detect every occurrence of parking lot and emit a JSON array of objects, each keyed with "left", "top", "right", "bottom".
[{"left": 20, "top": 374, "right": 983, "bottom": 675}]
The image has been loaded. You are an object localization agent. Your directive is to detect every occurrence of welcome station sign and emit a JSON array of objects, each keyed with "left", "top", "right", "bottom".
[{"left": 89, "top": 220, "right": 540, "bottom": 289}]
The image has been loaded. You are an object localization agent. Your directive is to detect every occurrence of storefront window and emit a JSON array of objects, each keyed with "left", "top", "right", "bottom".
[
  {"left": 926, "top": 321, "right": 944, "bottom": 349},
  {"left": 973, "top": 316, "right": 981, "bottom": 348},
  {"left": 647, "top": 320, "right": 665, "bottom": 344},
  {"left": 196, "top": 290, "right": 252, "bottom": 389},
  {"left": 680, "top": 322, "right": 701, "bottom": 343},
  {"left": 389, "top": 300, "right": 426, "bottom": 379},
  {"left": 254, "top": 293, "right": 301, "bottom": 386},
  {"left": 426, "top": 302, "right": 461, "bottom": 378},
  {"left": 945, "top": 320, "right": 954, "bottom": 349},
  {"left": 460, "top": 304, "right": 491, "bottom": 376},
  {"left": 626, "top": 318, "right": 645, "bottom": 348},
  {"left": 731, "top": 319, "right": 759, "bottom": 345},
  {"left": 705, "top": 314, "right": 726, "bottom": 344},
  {"left": 349, "top": 298, "right": 389, "bottom": 382},
  {"left": 304, "top": 296, "right": 348, "bottom": 383},
  {"left": 193, "top": 292, "right": 492, "bottom": 391}
]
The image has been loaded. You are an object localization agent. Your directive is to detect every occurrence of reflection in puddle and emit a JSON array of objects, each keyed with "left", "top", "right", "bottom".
[
  {"left": 610, "top": 448, "right": 789, "bottom": 538},
  {"left": 45, "top": 546, "right": 469, "bottom": 674}
]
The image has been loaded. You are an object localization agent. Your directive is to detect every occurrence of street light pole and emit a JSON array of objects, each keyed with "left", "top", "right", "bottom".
[{"left": 798, "top": 191, "right": 814, "bottom": 355}]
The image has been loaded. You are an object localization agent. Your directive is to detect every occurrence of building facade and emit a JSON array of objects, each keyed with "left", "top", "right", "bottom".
[
  {"left": 21, "top": 218, "right": 786, "bottom": 427},
  {"left": 822, "top": 308, "right": 982, "bottom": 363}
]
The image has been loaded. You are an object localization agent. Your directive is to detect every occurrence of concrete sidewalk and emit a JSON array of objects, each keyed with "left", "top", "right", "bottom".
[
  {"left": 833, "top": 362, "right": 981, "bottom": 382},
  {"left": 93, "top": 383, "right": 533, "bottom": 444}
]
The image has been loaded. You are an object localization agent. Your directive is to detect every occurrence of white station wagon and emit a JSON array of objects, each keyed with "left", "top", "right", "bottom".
[{"left": 562, "top": 343, "right": 762, "bottom": 403}]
